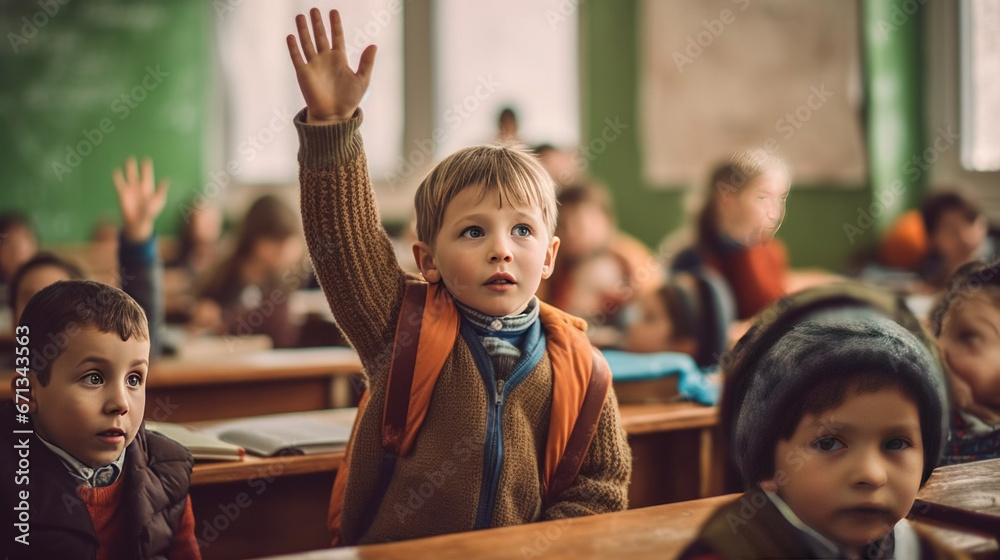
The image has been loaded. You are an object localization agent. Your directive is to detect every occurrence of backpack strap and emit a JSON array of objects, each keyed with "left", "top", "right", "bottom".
[
  {"left": 329, "top": 282, "right": 433, "bottom": 545},
  {"left": 544, "top": 346, "right": 612, "bottom": 505}
]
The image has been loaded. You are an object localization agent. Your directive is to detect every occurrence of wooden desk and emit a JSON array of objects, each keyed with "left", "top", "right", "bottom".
[
  {"left": 0, "top": 347, "right": 364, "bottom": 423},
  {"left": 189, "top": 402, "right": 719, "bottom": 560},
  {"left": 246, "top": 493, "right": 996, "bottom": 560},
  {"left": 911, "top": 458, "right": 1000, "bottom": 540}
]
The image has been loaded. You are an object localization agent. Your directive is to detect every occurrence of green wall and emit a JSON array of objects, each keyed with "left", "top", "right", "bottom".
[
  {"left": 581, "top": 0, "right": 923, "bottom": 271},
  {"left": 0, "top": 0, "right": 210, "bottom": 244}
]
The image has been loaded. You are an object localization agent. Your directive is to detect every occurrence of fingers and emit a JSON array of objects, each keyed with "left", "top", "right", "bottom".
[
  {"left": 311, "top": 7, "right": 330, "bottom": 52},
  {"left": 286, "top": 34, "right": 305, "bottom": 68},
  {"left": 295, "top": 13, "right": 317, "bottom": 61},
  {"left": 356, "top": 44, "right": 377, "bottom": 85},
  {"left": 328, "top": 9, "right": 345, "bottom": 54},
  {"left": 125, "top": 156, "right": 139, "bottom": 186},
  {"left": 141, "top": 157, "right": 154, "bottom": 190},
  {"left": 112, "top": 168, "right": 127, "bottom": 196},
  {"left": 153, "top": 179, "right": 170, "bottom": 213}
]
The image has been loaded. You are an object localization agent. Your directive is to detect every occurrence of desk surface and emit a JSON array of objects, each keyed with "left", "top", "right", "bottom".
[
  {"left": 260, "top": 494, "right": 739, "bottom": 560},
  {"left": 190, "top": 401, "right": 717, "bottom": 486},
  {"left": 912, "top": 457, "right": 1000, "bottom": 537},
  {"left": 251, "top": 492, "right": 997, "bottom": 560}
]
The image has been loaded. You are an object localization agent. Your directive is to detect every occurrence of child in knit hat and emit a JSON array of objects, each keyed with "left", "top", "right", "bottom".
[{"left": 679, "top": 287, "right": 962, "bottom": 559}]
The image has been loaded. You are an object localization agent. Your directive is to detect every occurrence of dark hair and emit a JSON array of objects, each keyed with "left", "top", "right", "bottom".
[
  {"left": 8, "top": 252, "right": 86, "bottom": 311},
  {"left": 19, "top": 280, "right": 148, "bottom": 386},
  {"left": 920, "top": 190, "right": 982, "bottom": 236},
  {"left": 657, "top": 284, "right": 697, "bottom": 343},
  {"left": 928, "top": 258, "right": 1000, "bottom": 336},
  {"left": 556, "top": 182, "right": 613, "bottom": 217},
  {"left": 0, "top": 211, "right": 34, "bottom": 237},
  {"left": 735, "top": 313, "right": 943, "bottom": 486}
]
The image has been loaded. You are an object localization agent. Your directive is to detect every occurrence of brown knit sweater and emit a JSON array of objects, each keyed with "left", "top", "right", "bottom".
[{"left": 295, "top": 108, "right": 631, "bottom": 545}]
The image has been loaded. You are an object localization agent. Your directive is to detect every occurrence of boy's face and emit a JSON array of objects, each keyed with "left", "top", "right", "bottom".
[
  {"left": 13, "top": 265, "right": 73, "bottom": 326},
  {"left": 939, "top": 292, "right": 1000, "bottom": 408},
  {"left": 768, "top": 387, "right": 923, "bottom": 554},
  {"left": 719, "top": 168, "right": 789, "bottom": 247},
  {"left": 29, "top": 326, "right": 149, "bottom": 468},
  {"left": 931, "top": 210, "right": 987, "bottom": 267},
  {"left": 623, "top": 291, "right": 680, "bottom": 354},
  {"left": 555, "top": 202, "right": 612, "bottom": 260},
  {"left": 414, "top": 185, "right": 559, "bottom": 317}
]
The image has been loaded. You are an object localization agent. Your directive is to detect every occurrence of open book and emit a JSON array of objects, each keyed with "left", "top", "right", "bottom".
[
  {"left": 199, "top": 409, "right": 356, "bottom": 457},
  {"left": 146, "top": 421, "right": 246, "bottom": 462}
]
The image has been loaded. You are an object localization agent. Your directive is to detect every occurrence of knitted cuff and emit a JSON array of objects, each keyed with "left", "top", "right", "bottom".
[{"left": 293, "top": 107, "right": 364, "bottom": 168}]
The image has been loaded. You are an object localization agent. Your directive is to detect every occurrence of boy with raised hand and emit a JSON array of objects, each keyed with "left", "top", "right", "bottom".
[
  {"left": 287, "top": 8, "right": 631, "bottom": 545},
  {"left": 2, "top": 281, "right": 199, "bottom": 559}
]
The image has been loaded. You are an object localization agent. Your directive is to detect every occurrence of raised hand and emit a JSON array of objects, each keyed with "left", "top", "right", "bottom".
[
  {"left": 112, "top": 157, "right": 170, "bottom": 243},
  {"left": 286, "top": 8, "right": 377, "bottom": 125}
]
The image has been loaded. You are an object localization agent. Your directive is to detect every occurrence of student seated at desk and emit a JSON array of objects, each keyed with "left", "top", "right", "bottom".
[
  {"left": 0, "top": 211, "right": 38, "bottom": 309},
  {"left": 669, "top": 151, "right": 790, "bottom": 320},
  {"left": 1, "top": 281, "right": 200, "bottom": 560},
  {"left": 197, "top": 194, "right": 304, "bottom": 348},
  {"left": 931, "top": 258, "right": 1000, "bottom": 464},
  {"left": 679, "top": 293, "right": 959, "bottom": 559},
  {"left": 920, "top": 190, "right": 999, "bottom": 290},
  {"left": 287, "top": 8, "right": 631, "bottom": 545}
]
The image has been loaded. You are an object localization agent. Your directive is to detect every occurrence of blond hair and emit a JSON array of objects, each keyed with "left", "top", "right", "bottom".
[{"left": 414, "top": 144, "right": 558, "bottom": 244}]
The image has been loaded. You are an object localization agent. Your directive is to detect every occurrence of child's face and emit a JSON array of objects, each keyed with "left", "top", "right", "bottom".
[
  {"left": 0, "top": 225, "right": 37, "bottom": 280},
  {"left": 931, "top": 210, "right": 987, "bottom": 267},
  {"left": 622, "top": 291, "right": 677, "bottom": 353},
  {"left": 556, "top": 202, "right": 612, "bottom": 260},
  {"left": 415, "top": 185, "right": 559, "bottom": 317},
  {"left": 564, "top": 252, "right": 628, "bottom": 322},
  {"left": 30, "top": 326, "right": 149, "bottom": 468},
  {"left": 768, "top": 387, "right": 923, "bottom": 554},
  {"left": 939, "top": 292, "right": 1000, "bottom": 409},
  {"left": 719, "top": 168, "right": 789, "bottom": 247}
]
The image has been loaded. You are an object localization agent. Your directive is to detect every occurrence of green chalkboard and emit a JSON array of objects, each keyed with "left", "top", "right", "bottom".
[{"left": 0, "top": 0, "right": 210, "bottom": 244}]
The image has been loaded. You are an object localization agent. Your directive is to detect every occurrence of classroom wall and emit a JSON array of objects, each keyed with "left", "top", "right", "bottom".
[
  {"left": 581, "top": 0, "right": 927, "bottom": 271},
  {"left": 0, "top": 0, "right": 210, "bottom": 245}
]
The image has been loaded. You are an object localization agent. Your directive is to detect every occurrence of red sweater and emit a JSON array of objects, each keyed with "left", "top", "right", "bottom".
[
  {"left": 78, "top": 474, "right": 201, "bottom": 560},
  {"left": 705, "top": 238, "right": 788, "bottom": 319}
]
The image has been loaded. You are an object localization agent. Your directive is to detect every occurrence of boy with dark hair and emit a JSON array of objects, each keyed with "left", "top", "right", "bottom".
[
  {"left": 679, "top": 288, "right": 961, "bottom": 559},
  {"left": 1, "top": 281, "right": 199, "bottom": 559},
  {"left": 286, "top": 8, "right": 630, "bottom": 545},
  {"left": 920, "top": 190, "right": 997, "bottom": 287}
]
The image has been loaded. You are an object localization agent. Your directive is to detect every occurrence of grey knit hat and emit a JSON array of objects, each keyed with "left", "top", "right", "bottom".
[{"left": 720, "top": 282, "right": 949, "bottom": 489}]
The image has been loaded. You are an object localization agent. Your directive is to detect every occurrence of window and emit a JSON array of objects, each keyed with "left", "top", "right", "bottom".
[
  {"left": 960, "top": 0, "right": 1000, "bottom": 171},
  {"left": 215, "top": 0, "right": 403, "bottom": 183}
]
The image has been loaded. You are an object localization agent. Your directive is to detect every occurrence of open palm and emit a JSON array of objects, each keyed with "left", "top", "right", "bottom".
[
  {"left": 287, "top": 8, "right": 377, "bottom": 124},
  {"left": 112, "top": 157, "right": 169, "bottom": 242}
]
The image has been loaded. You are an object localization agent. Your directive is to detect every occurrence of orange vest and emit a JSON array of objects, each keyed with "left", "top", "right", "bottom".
[{"left": 328, "top": 282, "right": 611, "bottom": 544}]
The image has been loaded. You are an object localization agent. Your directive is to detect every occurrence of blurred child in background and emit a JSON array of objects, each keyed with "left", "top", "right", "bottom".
[
  {"left": 199, "top": 194, "right": 304, "bottom": 347},
  {"left": 672, "top": 150, "right": 790, "bottom": 319},
  {"left": 931, "top": 258, "right": 1000, "bottom": 464}
]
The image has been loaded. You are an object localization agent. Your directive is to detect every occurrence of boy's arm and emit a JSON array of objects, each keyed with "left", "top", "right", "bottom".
[
  {"left": 289, "top": 9, "right": 404, "bottom": 361},
  {"left": 167, "top": 496, "right": 202, "bottom": 560},
  {"left": 541, "top": 390, "right": 632, "bottom": 519},
  {"left": 113, "top": 157, "right": 168, "bottom": 359}
]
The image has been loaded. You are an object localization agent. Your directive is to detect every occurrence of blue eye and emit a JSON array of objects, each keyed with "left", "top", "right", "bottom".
[
  {"left": 885, "top": 438, "right": 911, "bottom": 451},
  {"left": 813, "top": 437, "right": 844, "bottom": 452},
  {"left": 512, "top": 225, "right": 531, "bottom": 237},
  {"left": 461, "top": 227, "right": 484, "bottom": 239}
]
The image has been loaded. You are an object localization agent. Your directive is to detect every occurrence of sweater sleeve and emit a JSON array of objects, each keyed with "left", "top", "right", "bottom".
[
  {"left": 540, "top": 389, "right": 632, "bottom": 519},
  {"left": 168, "top": 497, "right": 201, "bottom": 560},
  {"left": 293, "top": 108, "right": 406, "bottom": 371},
  {"left": 118, "top": 233, "right": 164, "bottom": 359}
]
